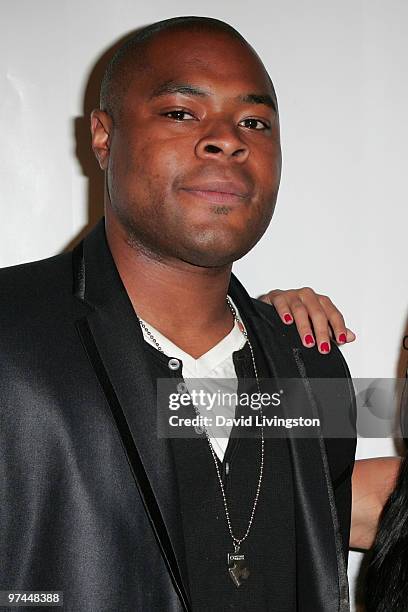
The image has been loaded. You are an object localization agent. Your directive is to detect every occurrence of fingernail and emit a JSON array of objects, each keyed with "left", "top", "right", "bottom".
[
  {"left": 320, "top": 342, "right": 330, "bottom": 353},
  {"left": 338, "top": 333, "right": 347, "bottom": 344},
  {"left": 283, "top": 313, "right": 293, "bottom": 323},
  {"left": 304, "top": 334, "right": 315, "bottom": 346}
]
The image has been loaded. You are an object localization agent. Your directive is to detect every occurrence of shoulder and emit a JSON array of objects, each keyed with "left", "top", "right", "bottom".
[
  {"left": 251, "top": 296, "right": 352, "bottom": 380},
  {"left": 0, "top": 251, "right": 72, "bottom": 290},
  {"left": 0, "top": 251, "right": 73, "bottom": 324},
  {"left": 251, "top": 298, "right": 356, "bottom": 502},
  {"left": 0, "top": 251, "right": 71, "bottom": 285}
]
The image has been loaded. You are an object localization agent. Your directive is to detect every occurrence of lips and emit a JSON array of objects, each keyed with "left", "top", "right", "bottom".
[{"left": 180, "top": 180, "right": 250, "bottom": 200}]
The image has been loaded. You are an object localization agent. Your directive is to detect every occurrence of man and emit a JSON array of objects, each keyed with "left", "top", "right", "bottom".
[{"left": 0, "top": 15, "right": 391, "bottom": 612}]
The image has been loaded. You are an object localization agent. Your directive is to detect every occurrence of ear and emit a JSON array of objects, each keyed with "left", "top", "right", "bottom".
[{"left": 90, "top": 109, "right": 113, "bottom": 170}]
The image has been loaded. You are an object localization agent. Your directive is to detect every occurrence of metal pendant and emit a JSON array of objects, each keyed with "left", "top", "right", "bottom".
[{"left": 227, "top": 546, "right": 250, "bottom": 587}]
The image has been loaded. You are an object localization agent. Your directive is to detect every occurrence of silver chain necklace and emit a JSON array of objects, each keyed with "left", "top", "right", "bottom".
[{"left": 137, "top": 295, "right": 264, "bottom": 588}]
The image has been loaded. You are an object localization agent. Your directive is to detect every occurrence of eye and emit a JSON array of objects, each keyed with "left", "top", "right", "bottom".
[
  {"left": 161, "top": 110, "right": 196, "bottom": 121},
  {"left": 239, "top": 118, "right": 270, "bottom": 130}
]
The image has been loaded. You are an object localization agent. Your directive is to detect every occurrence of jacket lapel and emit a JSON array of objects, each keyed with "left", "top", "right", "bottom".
[
  {"left": 72, "top": 220, "right": 191, "bottom": 612},
  {"left": 228, "top": 275, "right": 350, "bottom": 612}
]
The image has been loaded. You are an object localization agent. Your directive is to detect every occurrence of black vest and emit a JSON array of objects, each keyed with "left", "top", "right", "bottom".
[{"left": 143, "top": 318, "right": 297, "bottom": 612}]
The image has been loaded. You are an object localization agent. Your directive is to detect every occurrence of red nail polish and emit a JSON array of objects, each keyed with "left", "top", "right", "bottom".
[
  {"left": 338, "top": 333, "right": 347, "bottom": 344},
  {"left": 304, "top": 334, "right": 315, "bottom": 346},
  {"left": 283, "top": 313, "right": 293, "bottom": 323},
  {"left": 320, "top": 342, "right": 330, "bottom": 353}
]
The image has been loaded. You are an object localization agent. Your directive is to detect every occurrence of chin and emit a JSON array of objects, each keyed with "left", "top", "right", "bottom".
[{"left": 179, "top": 233, "right": 254, "bottom": 268}]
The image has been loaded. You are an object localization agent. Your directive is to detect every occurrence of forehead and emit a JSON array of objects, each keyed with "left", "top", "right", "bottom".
[{"left": 136, "top": 27, "right": 273, "bottom": 97}]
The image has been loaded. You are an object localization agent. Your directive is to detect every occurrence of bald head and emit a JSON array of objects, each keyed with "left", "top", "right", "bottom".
[{"left": 99, "top": 16, "right": 275, "bottom": 123}]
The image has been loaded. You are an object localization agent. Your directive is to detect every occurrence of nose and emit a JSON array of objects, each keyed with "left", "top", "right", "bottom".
[{"left": 195, "top": 122, "right": 249, "bottom": 163}]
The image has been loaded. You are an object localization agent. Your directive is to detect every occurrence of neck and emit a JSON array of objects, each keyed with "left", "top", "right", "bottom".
[{"left": 105, "top": 217, "right": 236, "bottom": 358}]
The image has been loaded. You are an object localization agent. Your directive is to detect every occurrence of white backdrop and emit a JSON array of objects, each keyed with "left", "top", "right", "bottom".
[{"left": 1, "top": 1, "right": 407, "bottom": 609}]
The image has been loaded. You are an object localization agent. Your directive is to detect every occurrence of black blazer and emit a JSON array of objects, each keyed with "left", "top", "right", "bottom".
[{"left": 0, "top": 219, "right": 356, "bottom": 612}]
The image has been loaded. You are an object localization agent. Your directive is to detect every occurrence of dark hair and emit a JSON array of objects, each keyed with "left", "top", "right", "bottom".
[
  {"left": 365, "top": 376, "right": 408, "bottom": 611},
  {"left": 100, "top": 16, "right": 248, "bottom": 122}
]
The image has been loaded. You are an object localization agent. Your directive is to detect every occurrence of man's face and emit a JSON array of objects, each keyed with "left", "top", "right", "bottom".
[{"left": 96, "top": 27, "right": 281, "bottom": 267}]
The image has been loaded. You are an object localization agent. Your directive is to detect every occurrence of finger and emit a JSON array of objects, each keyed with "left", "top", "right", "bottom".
[
  {"left": 346, "top": 328, "right": 356, "bottom": 343},
  {"left": 259, "top": 291, "right": 294, "bottom": 325},
  {"left": 317, "top": 295, "right": 350, "bottom": 345},
  {"left": 287, "top": 299, "right": 318, "bottom": 348},
  {"left": 334, "top": 327, "right": 356, "bottom": 344},
  {"left": 319, "top": 295, "right": 356, "bottom": 345},
  {"left": 293, "top": 289, "right": 332, "bottom": 353},
  {"left": 301, "top": 306, "right": 332, "bottom": 353},
  {"left": 258, "top": 292, "right": 273, "bottom": 305}
]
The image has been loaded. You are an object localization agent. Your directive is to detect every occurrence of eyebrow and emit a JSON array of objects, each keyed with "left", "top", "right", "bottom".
[
  {"left": 239, "top": 93, "right": 276, "bottom": 111},
  {"left": 148, "top": 81, "right": 277, "bottom": 112},
  {"left": 149, "top": 82, "right": 208, "bottom": 99}
]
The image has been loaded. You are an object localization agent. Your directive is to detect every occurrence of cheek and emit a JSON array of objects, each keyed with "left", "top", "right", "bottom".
[
  {"left": 261, "top": 141, "right": 282, "bottom": 180},
  {"left": 122, "top": 136, "right": 182, "bottom": 193},
  {"left": 252, "top": 152, "right": 281, "bottom": 202},
  {"left": 108, "top": 141, "right": 154, "bottom": 207}
]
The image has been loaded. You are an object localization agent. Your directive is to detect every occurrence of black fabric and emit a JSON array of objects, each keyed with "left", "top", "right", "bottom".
[
  {"left": 143, "top": 324, "right": 296, "bottom": 611},
  {"left": 76, "top": 316, "right": 190, "bottom": 611},
  {"left": 0, "top": 218, "right": 356, "bottom": 612}
]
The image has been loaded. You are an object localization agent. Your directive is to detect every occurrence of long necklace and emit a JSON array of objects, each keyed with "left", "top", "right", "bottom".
[{"left": 137, "top": 295, "right": 264, "bottom": 588}]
